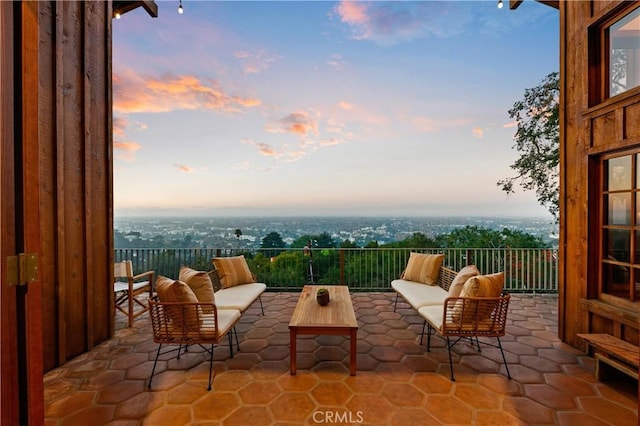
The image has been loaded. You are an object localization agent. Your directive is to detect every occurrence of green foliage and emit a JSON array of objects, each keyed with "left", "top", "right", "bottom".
[
  {"left": 435, "top": 225, "right": 547, "bottom": 248},
  {"left": 261, "top": 231, "right": 286, "bottom": 257},
  {"left": 498, "top": 72, "right": 559, "bottom": 222},
  {"left": 290, "top": 232, "right": 336, "bottom": 248},
  {"left": 384, "top": 232, "right": 438, "bottom": 248},
  {"left": 340, "top": 239, "right": 358, "bottom": 248}
]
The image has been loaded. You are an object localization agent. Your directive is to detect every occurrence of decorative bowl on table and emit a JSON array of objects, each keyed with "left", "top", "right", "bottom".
[{"left": 316, "top": 288, "right": 330, "bottom": 306}]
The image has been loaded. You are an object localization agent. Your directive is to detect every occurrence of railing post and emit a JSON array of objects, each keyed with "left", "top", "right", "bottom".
[{"left": 340, "top": 249, "right": 345, "bottom": 285}]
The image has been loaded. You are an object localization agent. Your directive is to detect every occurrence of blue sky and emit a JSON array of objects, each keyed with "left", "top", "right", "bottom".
[{"left": 112, "top": 0, "right": 559, "bottom": 218}]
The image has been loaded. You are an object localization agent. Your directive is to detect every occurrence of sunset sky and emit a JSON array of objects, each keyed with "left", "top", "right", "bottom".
[{"left": 112, "top": 0, "right": 559, "bottom": 218}]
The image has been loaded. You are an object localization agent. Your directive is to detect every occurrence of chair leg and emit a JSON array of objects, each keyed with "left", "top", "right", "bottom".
[
  {"left": 419, "top": 320, "right": 426, "bottom": 345},
  {"left": 148, "top": 344, "right": 162, "bottom": 389},
  {"left": 207, "top": 343, "right": 215, "bottom": 391},
  {"left": 496, "top": 337, "right": 511, "bottom": 379},
  {"left": 224, "top": 327, "right": 240, "bottom": 358},
  {"left": 233, "top": 327, "right": 240, "bottom": 351},
  {"left": 128, "top": 292, "right": 134, "bottom": 327},
  {"left": 446, "top": 337, "right": 455, "bottom": 381},
  {"left": 426, "top": 323, "right": 433, "bottom": 352},
  {"left": 258, "top": 296, "right": 265, "bottom": 315},
  {"left": 393, "top": 293, "right": 399, "bottom": 312}
]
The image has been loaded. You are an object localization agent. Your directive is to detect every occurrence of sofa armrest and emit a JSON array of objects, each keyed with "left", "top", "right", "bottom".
[
  {"left": 148, "top": 299, "right": 241, "bottom": 343},
  {"left": 437, "top": 266, "right": 457, "bottom": 291},
  {"left": 208, "top": 269, "right": 224, "bottom": 292},
  {"left": 440, "top": 292, "right": 510, "bottom": 336}
]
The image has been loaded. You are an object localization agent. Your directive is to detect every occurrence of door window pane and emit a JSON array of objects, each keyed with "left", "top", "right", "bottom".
[
  {"left": 607, "top": 193, "right": 631, "bottom": 225},
  {"left": 603, "top": 263, "right": 630, "bottom": 298},
  {"left": 609, "top": 8, "right": 640, "bottom": 97},
  {"left": 606, "top": 228, "right": 630, "bottom": 262},
  {"left": 607, "top": 156, "right": 632, "bottom": 190}
]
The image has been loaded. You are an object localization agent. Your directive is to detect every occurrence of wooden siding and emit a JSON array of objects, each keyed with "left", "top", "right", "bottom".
[
  {"left": 38, "top": 1, "right": 114, "bottom": 371},
  {"left": 560, "top": 0, "right": 640, "bottom": 347}
]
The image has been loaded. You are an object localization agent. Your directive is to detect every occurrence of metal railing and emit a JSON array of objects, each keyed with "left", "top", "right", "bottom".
[{"left": 115, "top": 247, "right": 558, "bottom": 293}]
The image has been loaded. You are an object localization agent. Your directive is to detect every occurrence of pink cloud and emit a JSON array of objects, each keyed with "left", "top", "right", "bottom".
[
  {"left": 266, "top": 111, "right": 319, "bottom": 136},
  {"left": 113, "top": 116, "right": 128, "bottom": 137},
  {"left": 243, "top": 139, "right": 283, "bottom": 158},
  {"left": 333, "top": 1, "right": 463, "bottom": 45},
  {"left": 503, "top": 121, "right": 518, "bottom": 128},
  {"left": 174, "top": 164, "right": 195, "bottom": 173},
  {"left": 335, "top": 1, "right": 370, "bottom": 25},
  {"left": 234, "top": 49, "right": 278, "bottom": 74},
  {"left": 472, "top": 127, "right": 485, "bottom": 138},
  {"left": 113, "top": 69, "right": 262, "bottom": 114},
  {"left": 113, "top": 141, "right": 142, "bottom": 162}
]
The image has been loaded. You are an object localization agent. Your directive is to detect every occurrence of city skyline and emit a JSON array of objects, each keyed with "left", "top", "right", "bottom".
[{"left": 112, "top": 1, "right": 559, "bottom": 219}]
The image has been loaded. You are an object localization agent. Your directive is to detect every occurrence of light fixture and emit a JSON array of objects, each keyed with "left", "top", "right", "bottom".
[
  {"left": 115, "top": 12, "right": 121, "bottom": 19},
  {"left": 497, "top": 0, "right": 504, "bottom": 9},
  {"left": 178, "top": 0, "right": 184, "bottom": 14}
]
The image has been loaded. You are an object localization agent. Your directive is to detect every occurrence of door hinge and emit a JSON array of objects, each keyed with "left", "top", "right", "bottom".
[{"left": 7, "top": 253, "right": 39, "bottom": 287}]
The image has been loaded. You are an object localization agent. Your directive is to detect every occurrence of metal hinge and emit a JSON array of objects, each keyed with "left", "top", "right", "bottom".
[{"left": 6, "top": 253, "right": 39, "bottom": 287}]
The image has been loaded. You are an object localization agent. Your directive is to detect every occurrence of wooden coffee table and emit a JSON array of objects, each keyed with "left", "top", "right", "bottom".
[{"left": 289, "top": 285, "right": 358, "bottom": 375}]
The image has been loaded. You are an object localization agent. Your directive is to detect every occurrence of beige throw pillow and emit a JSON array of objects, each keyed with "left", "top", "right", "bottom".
[
  {"left": 213, "top": 256, "right": 255, "bottom": 288},
  {"left": 451, "top": 272, "right": 504, "bottom": 324},
  {"left": 179, "top": 266, "right": 215, "bottom": 313},
  {"left": 402, "top": 253, "right": 445, "bottom": 285},
  {"left": 156, "top": 276, "right": 200, "bottom": 330},
  {"left": 459, "top": 272, "right": 504, "bottom": 298},
  {"left": 448, "top": 265, "right": 480, "bottom": 297}
]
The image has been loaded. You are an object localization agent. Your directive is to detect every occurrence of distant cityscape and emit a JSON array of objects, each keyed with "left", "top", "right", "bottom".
[{"left": 114, "top": 216, "right": 559, "bottom": 249}]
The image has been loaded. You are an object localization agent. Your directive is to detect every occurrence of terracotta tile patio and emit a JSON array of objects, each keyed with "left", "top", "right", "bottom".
[{"left": 44, "top": 292, "right": 638, "bottom": 425}]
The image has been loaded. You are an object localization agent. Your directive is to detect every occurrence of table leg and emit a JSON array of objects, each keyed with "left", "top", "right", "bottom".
[
  {"left": 350, "top": 329, "right": 357, "bottom": 376},
  {"left": 290, "top": 329, "right": 297, "bottom": 375}
]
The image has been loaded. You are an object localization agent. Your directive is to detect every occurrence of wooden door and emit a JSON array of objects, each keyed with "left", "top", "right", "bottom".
[{"left": 0, "top": 2, "right": 44, "bottom": 424}]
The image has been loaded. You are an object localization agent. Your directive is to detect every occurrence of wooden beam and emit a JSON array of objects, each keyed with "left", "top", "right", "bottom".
[
  {"left": 537, "top": 0, "right": 559, "bottom": 9},
  {"left": 112, "top": 1, "right": 157, "bottom": 18},
  {"left": 140, "top": 1, "right": 158, "bottom": 17},
  {"left": 510, "top": 0, "right": 559, "bottom": 9}
]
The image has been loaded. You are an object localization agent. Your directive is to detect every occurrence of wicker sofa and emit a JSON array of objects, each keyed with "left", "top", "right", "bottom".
[
  {"left": 392, "top": 265, "right": 459, "bottom": 312},
  {"left": 147, "top": 257, "right": 266, "bottom": 390},
  {"left": 391, "top": 254, "right": 511, "bottom": 381}
]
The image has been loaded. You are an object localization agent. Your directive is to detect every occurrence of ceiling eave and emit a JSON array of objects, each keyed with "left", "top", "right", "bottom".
[
  {"left": 510, "top": 0, "right": 559, "bottom": 10},
  {"left": 113, "top": 1, "right": 158, "bottom": 18}
]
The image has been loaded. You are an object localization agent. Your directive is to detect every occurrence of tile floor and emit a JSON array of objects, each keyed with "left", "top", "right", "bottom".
[{"left": 44, "top": 292, "right": 638, "bottom": 425}]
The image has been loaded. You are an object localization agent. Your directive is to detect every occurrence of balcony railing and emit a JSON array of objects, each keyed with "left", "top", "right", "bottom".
[{"left": 115, "top": 247, "right": 558, "bottom": 293}]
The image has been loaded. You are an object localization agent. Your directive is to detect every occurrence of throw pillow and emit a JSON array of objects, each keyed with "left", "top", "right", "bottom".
[
  {"left": 213, "top": 256, "right": 255, "bottom": 288},
  {"left": 452, "top": 272, "right": 504, "bottom": 324},
  {"left": 448, "top": 265, "right": 480, "bottom": 297},
  {"left": 179, "top": 266, "right": 215, "bottom": 313},
  {"left": 156, "top": 276, "right": 200, "bottom": 330},
  {"left": 402, "top": 253, "right": 445, "bottom": 285},
  {"left": 459, "top": 272, "right": 504, "bottom": 298}
]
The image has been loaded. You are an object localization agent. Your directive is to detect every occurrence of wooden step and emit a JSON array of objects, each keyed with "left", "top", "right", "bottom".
[{"left": 577, "top": 333, "right": 639, "bottom": 381}]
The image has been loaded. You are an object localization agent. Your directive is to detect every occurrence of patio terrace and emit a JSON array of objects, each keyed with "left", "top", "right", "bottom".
[{"left": 44, "top": 292, "right": 638, "bottom": 425}]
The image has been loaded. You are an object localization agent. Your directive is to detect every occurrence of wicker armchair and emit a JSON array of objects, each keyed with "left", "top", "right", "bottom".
[
  {"left": 418, "top": 292, "right": 511, "bottom": 381},
  {"left": 147, "top": 299, "right": 241, "bottom": 391}
]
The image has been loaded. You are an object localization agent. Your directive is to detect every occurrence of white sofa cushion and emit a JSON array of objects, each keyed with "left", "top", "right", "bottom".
[
  {"left": 202, "top": 309, "right": 242, "bottom": 339},
  {"left": 391, "top": 279, "right": 449, "bottom": 310},
  {"left": 418, "top": 305, "right": 443, "bottom": 330},
  {"left": 215, "top": 282, "right": 266, "bottom": 312}
]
